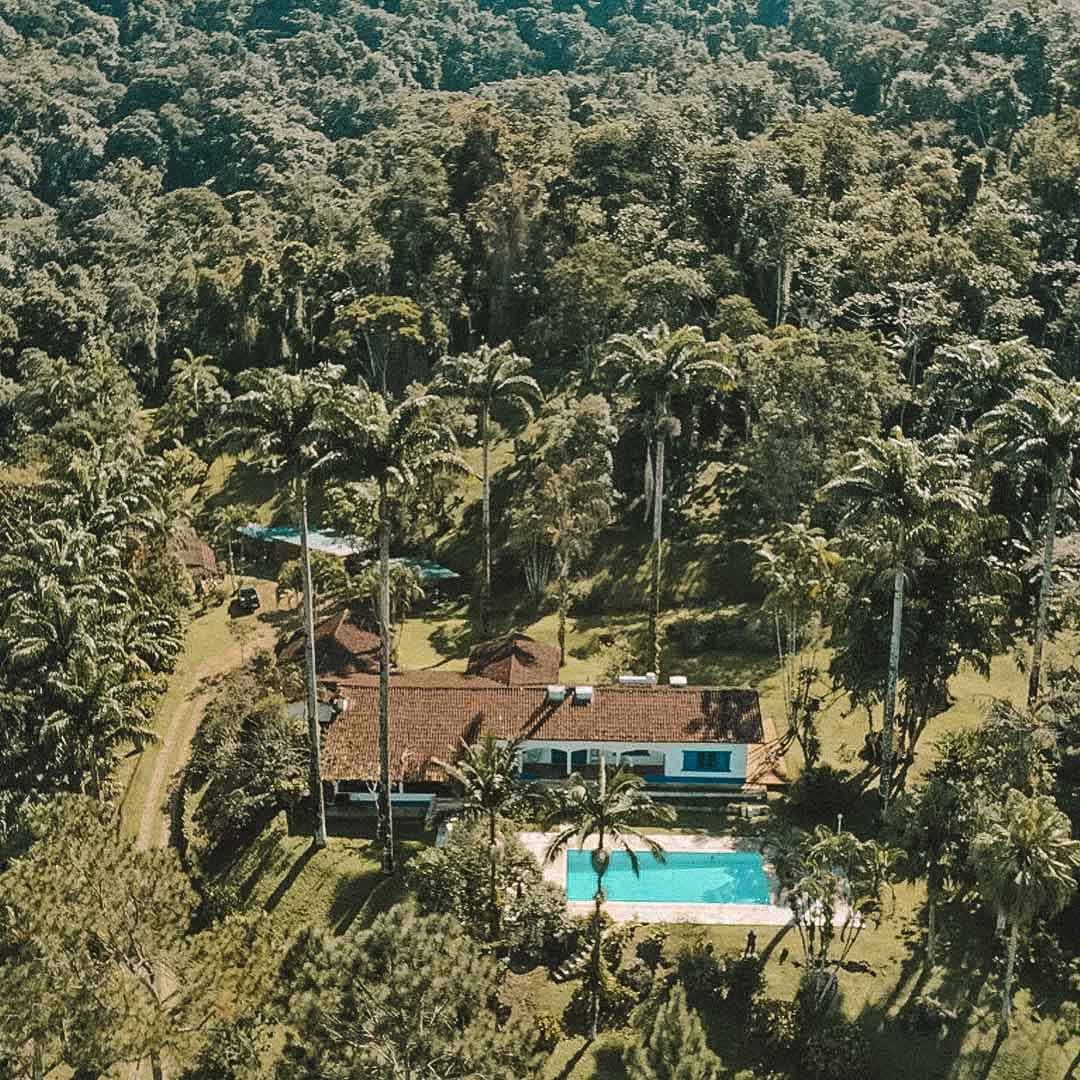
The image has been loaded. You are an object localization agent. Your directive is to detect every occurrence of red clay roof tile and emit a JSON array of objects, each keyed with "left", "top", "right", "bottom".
[{"left": 322, "top": 684, "right": 776, "bottom": 785}]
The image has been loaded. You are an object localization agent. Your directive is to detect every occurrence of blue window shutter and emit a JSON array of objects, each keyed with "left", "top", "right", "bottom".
[{"left": 682, "top": 751, "right": 698, "bottom": 771}]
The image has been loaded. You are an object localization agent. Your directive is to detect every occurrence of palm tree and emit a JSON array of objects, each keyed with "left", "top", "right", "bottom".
[
  {"left": 822, "top": 430, "right": 979, "bottom": 816},
  {"left": 543, "top": 758, "right": 676, "bottom": 1039},
  {"left": 894, "top": 779, "right": 962, "bottom": 971},
  {"left": 972, "top": 789, "right": 1080, "bottom": 1028},
  {"left": 208, "top": 503, "right": 253, "bottom": 587},
  {"left": 600, "top": 324, "right": 734, "bottom": 672},
  {"left": 329, "top": 386, "right": 465, "bottom": 874},
  {"left": 433, "top": 734, "right": 526, "bottom": 941},
  {"left": 978, "top": 376, "right": 1080, "bottom": 705},
  {"left": 511, "top": 461, "right": 615, "bottom": 665},
  {"left": 434, "top": 342, "right": 541, "bottom": 632},
  {"left": 170, "top": 349, "right": 222, "bottom": 414},
  {"left": 219, "top": 364, "right": 350, "bottom": 850}
]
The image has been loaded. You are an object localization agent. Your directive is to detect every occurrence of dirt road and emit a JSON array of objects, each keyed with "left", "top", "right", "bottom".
[{"left": 126, "top": 580, "right": 279, "bottom": 851}]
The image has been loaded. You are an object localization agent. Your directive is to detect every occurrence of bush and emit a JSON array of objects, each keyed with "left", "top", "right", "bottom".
[
  {"left": 788, "top": 764, "right": 858, "bottom": 818},
  {"left": 186, "top": 668, "right": 308, "bottom": 854},
  {"left": 799, "top": 1017, "right": 872, "bottom": 1080},
  {"left": 664, "top": 610, "right": 774, "bottom": 657},
  {"left": 636, "top": 926, "right": 668, "bottom": 971},
  {"left": 533, "top": 1013, "right": 563, "bottom": 1053},
  {"left": 406, "top": 819, "right": 574, "bottom": 968},
  {"left": 563, "top": 958, "right": 639, "bottom": 1034},
  {"left": 749, "top": 998, "right": 799, "bottom": 1056},
  {"left": 675, "top": 940, "right": 724, "bottom": 1008},
  {"left": 505, "top": 879, "right": 577, "bottom": 969},
  {"left": 617, "top": 957, "right": 655, "bottom": 1000},
  {"left": 719, "top": 954, "right": 765, "bottom": 1027}
]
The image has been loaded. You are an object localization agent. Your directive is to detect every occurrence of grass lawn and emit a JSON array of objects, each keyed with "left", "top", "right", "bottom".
[
  {"left": 210, "top": 811, "right": 430, "bottom": 939},
  {"left": 505, "top": 875, "right": 1079, "bottom": 1080}
]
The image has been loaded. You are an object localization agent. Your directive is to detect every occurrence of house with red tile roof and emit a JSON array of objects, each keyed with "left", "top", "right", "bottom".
[
  {"left": 465, "top": 633, "right": 561, "bottom": 686},
  {"left": 320, "top": 681, "right": 787, "bottom": 804},
  {"left": 278, "top": 610, "right": 381, "bottom": 676}
]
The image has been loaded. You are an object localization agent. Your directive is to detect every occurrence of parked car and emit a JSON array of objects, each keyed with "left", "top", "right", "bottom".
[{"left": 236, "top": 586, "right": 260, "bottom": 614}]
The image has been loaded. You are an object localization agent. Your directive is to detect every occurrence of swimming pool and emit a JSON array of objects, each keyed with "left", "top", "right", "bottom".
[{"left": 565, "top": 849, "right": 770, "bottom": 904}]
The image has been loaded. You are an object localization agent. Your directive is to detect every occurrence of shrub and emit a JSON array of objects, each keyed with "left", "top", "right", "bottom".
[
  {"left": 674, "top": 940, "right": 725, "bottom": 1008},
  {"left": 533, "top": 1013, "right": 563, "bottom": 1053},
  {"left": 749, "top": 998, "right": 799, "bottom": 1056},
  {"left": 788, "top": 764, "right": 858, "bottom": 818},
  {"left": 186, "top": 669, "right": 308, "bottom": 854},
  {"left": 617, "top": 957, "right": 655, "bottom": 1000},
  {"left": 799, "top": 1017, "right": 872, "bottom": 1080},
  {"left": 602, "top": 921, "right": 634, "bottom": 970},
  {"left": 636, "top": 926, "right": 669, "bottom": 971},
  {"left": 719, "top": 954, "right": 765, "bottom": 1027},
  {"left": 406, "top": 819, "right": 573, "bottom": 968},
  {"left": 563, "top": 959, "right": 639, "bottom": 1034},
  {"left": 505, "top": 879, "right": 577, "bottom": 968}
]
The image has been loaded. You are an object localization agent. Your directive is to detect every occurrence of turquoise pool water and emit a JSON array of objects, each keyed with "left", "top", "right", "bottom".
[{"left": 565, "top": 849, "right": 770, "bottom": 904}]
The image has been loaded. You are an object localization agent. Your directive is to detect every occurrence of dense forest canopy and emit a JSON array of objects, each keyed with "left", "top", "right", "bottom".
[{"left": 4, "top": 0, "right": 1080, "bottom": 399}]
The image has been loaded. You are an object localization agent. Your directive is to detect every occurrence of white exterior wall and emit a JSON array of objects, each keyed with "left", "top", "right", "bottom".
[{"left": 518, "top": 740, "right": 748, "bottom": 780}]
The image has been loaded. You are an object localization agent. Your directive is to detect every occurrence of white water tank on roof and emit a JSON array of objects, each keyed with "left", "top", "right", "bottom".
[
  {"left": 669, "top": 675, "right": 688, "bottom": 687},
  {"left": 574, "top": 685, "right": 594, "bottom": 704},
  {"left": 645, "top": 672, "right": 658, "bottom": 685},
  {"left": 617, "top": 674, "right": 651, "bottom": 685},
  {"left": 546, "top": 684, "right": 566, "bottom": 703}
]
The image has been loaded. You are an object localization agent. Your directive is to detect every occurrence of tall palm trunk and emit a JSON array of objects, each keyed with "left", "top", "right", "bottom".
[
  {"left": 488, "top": 809, "right": 499, "bottom": 942},
  {"left": 297, "top": 471, "right": 328, "bottom": 849},
  {"left": 151, "top": 1049, "right": 164, "bottom": 1080},
  {"left": 926, "top": 877, "right": 938, "bottom": 970},
  {"left": 1001, "top": 919, "right": 1020, "bottom": 1027},
  {"left": 649, "top": 411, "right": 665, "bottom": 675},
  {"left": 32, "top": 1038, "right": 43, "bottom": 1080},
  {"left": 480, "top": 402, "right": 491, "bottom": 634},
  {"left": 590, "top": 823, "right": 607, "bottom": 1042},
  {"left": 1029, "top": 471, "right": 1061, "bottom": 707},
  {"left": 226, "top": 535, "right": 236, "bottom": 588},
  {"left": 881, "top": 550, "right": 905, "bottom": 818},
  {"left": 378, "top": 481, "right": 395, "bottom": 874},
  {"left": 557, "top": 557, "right": 569, "bottom": 667}
]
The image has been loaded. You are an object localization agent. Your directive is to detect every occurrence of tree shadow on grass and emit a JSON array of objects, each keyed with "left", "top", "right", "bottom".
[
  {"left": 427, "top": 620, "right": 474, "bottom": 663},
  {"left": 262, "top": 843, "right": 316, "bottom": 913}
]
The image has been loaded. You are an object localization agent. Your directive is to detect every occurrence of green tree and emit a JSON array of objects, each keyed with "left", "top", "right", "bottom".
[
  {"left": 971, "top": 789, "right": 1080, "bottom": 1028},
  {"left": 622, "top": 985, "right": 722, "bottom": 1080},
  {"left": 600, "top": 323, "right": 734, "bottom": 672},
  {"left": 768, "top": 825, "right": 899, "bottom": 1019},
  {"left": 433, "top": 734, "right": 526, "bottom": 941},
  {"left": 186, "top": 668, "right": 308, "bottom": 852},
  {"left": 543, "top": 759, "right": 675, "bottom": 1039},
  {"left": 220, "top": 364, "right": 350, "bottom": 849},
  {"left": 978, "top": 376, "right": 1080, "bottom": 705},
  {"left": 156, "top": 349, "right": 227, "bottom": 452},
  {"left": 327, "top": 386, "right": 465, "bottom": 874},
  {"left": 279, "top": 905, "right": 542, "bottom": 1080},
  {"left": 892, "top": 779, "right": 963, "bottom": 971},
  {"left": 754, "top": 520, "right": 841, "bottom": 769},
  {"left": 207, "top": 503, "right": 253, "bottom": 587},
  {"left": 434, "top": 341, "right": 540, "bottom": 631},
  {"left": 822, "top": 431, "right": 979, "bottom": 815},
  {"left": 510, "top": 460, "right": 616, "bottom": 665},
  {"left": 0, "top": 797, "right": 271, "bottom": 1080}
]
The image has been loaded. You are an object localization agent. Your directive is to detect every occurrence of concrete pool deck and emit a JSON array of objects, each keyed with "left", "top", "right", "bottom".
[{"left": 519, "top": 831, "right": 795, "bottom": 926}]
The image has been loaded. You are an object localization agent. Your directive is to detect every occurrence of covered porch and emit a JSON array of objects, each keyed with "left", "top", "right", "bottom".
[{"left": 517, "top": 740, "right": 747, "bottom": 786}]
